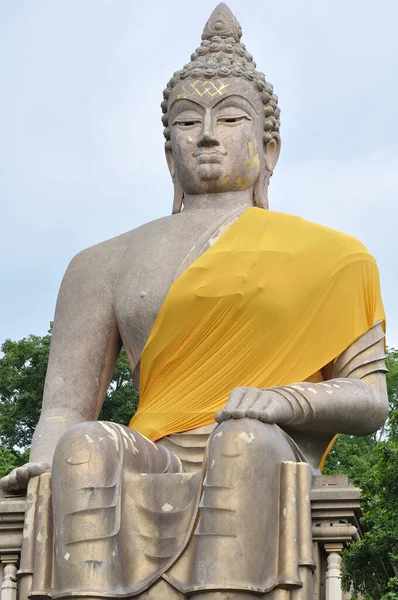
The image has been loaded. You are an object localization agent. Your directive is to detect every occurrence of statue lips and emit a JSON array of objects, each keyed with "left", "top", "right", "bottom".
[{"left": 194, "top": 150, "right": 227, "bottom": 164}]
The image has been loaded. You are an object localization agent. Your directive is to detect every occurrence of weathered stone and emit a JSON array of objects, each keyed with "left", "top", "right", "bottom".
[{"left": 0, "top": 3, "right": 387, "bottom": 599}]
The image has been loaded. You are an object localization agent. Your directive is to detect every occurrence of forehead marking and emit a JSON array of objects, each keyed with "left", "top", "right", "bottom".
[{"left": 180, "top": 79, "right": 230, "bottom": 98}]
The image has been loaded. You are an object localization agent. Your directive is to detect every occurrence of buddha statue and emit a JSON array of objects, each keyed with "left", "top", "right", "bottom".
[{"left": 0, "top": 4, "right": 388, "bottom": 600}]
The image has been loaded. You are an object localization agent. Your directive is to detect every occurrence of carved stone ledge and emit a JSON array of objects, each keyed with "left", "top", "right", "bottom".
[
  {"left": 311, "top": 474, "right": 362, "bottom": 544},
  {"left": 0, "top": 491, "right": 25, "bottom": 556},
  {"left": 311, "top": 475, "right": 364, "bottom": 600}
]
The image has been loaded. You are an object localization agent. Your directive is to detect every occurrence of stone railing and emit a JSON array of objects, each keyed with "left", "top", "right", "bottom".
[{"left": 0, "top": 474, "right": 362, "bottom": 600}]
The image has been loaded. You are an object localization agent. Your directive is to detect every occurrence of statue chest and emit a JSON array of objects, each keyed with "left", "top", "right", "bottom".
[
  {"left": 114, "top": 250, "right": 182, "bottom": 366},
  {"left": 113, "top": 209, "right": 245, "bottom": 375},
  {"left": 114, "top": 228, "right": 207, "bottom": 369}
]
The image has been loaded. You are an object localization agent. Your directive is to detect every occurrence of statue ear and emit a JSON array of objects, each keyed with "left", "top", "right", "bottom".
[
  {"left": 253, "top": 134, "right": 281, "bottom": 209},
  {"left": 165, "top": 145, "right": 175, "bottom": 177},
  {"left": 165, "top": 145, "right": 184, "bottom": 214},
  {"left": 253, "top": 166, "right": 269, "bottom": 209},
  {"left": 264, "top": 134, "right": 281, "bottom": 173}
]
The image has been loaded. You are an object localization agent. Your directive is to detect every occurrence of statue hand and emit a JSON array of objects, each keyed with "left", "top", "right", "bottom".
[
  {"left": 0, "top": 462, "right": 50, "bottom": 495},
  {"left": 214, "top": 387, "right": 294, "bottom": 425}
]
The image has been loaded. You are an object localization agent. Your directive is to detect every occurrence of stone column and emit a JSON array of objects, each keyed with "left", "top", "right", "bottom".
[
  {"left": 0, "top": 555, "right": 19, "bottom": 600},
  {"left": 324, "top": 543, "right": 344, "bottom": 600}
]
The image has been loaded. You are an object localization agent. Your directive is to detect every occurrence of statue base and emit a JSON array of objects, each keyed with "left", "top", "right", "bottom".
[{"left": 0, "top": 474, "right": 361, "bottom": 600}]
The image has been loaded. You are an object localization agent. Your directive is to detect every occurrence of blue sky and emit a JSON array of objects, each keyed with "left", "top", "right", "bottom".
[{"left": 1, "top": 0, "right": 397, "bottom": 346}]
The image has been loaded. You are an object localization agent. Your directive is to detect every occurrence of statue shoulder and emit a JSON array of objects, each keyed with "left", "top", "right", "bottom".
[
  {"left": 63, "top": 214, "right": 179, "bottom": 281},
  {"left": 270, "top": 211, "right": 370, "bottom": 255}
]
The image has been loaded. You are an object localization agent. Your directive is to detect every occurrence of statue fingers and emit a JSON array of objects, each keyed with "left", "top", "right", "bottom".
[
  {"left": 217, "top": 387, "right": 248, "bottom": 420},
  {"left": 214, "top": 387, "right": 248, "bottom": 422},
  {"left": 0, "top": 473, "right": 11, "bottom": 492},
  {"left": 216, "top": 387, "right": 265, "bottom": 421},
  {"left": 227, "top": 387, "right": 249, "bottom": 409},
  {"left": 6, "top": 470, "right": 21, "bottom": 492},
  {"left": 0, "top": 462, "right": 50, "bottom": 494},
  {"left": 256, "top": 394, "right": 290, "bottom": 424},
  {"left": 230, "top": 388, "right": 262, "bottom": 418},
  {"left": 27, "top": 461, "right": 51, "bottom": 478},
  {"left": 15, "top": 466, "right": 30, "bottom": 490},
  {"left": 214, "top": 409, "right": 227, "bottom": 423},
  {"left": 0, "top": 469, "right": 21, "bottom": 494},
  {"left": 246, "top": 395, "right": 268, "bottom": 420}
]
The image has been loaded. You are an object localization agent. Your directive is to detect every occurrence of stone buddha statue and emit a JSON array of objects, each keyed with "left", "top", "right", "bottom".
[{"left": 0, "top": 4, "right": 388, "bottom": 600}]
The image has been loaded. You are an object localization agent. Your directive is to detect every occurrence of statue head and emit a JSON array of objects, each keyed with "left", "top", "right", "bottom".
[{"left": 161, "top": 3, "right": 281, "bottom": 213}]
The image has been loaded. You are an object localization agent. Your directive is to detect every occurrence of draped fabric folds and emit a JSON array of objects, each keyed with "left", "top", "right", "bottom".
[{"left": 129, "top": 207, "right": 385, "bottom": 444}]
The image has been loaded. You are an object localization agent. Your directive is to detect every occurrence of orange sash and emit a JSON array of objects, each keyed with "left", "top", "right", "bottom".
[{"left": 129, "top": 208, "right": 385, "bottom": 448}]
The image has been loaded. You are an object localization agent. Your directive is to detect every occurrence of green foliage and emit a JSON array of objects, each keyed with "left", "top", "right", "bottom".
[
  {"left": 99, "top": 348, "right": 138, "bottom": 425},
  {"left": 0, "top": 447, "right": 29, "bottom": 479},
  {"left": 338, "top": 441, "right": 398, "bottom": 599},
  {"left": 323, "top": 347, "right": 398, "bottom": 600},
  {"left": 0, "top": 324, "right": 137, "bottom": 463},
  {"left": 323, "top": 434, "right": 377, "bottom": 483},
  {"left": 380, "top": 578, "right": 398, "bottom": 600},
  {"left": 386, "top": 348, "right": 398, "bottom": 442},
  {"left": 0, "top": 332, "right": 51, "bottom": 449}
]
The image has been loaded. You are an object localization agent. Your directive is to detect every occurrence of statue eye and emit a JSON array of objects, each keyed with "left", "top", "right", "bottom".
[
  {"left": 174, "top": 119, "right": 201, "bottom": 129},
  {"left": 218, "top": 115, "right": 246, "bottom": 126}
]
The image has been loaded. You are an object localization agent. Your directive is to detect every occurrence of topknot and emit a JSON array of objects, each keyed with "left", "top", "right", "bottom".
[
  {"left": 161, "top": 3, "right": 280, "bottom": 149},
  {"left": 201, "top": 2, "right": 242, "bottom": 42}
]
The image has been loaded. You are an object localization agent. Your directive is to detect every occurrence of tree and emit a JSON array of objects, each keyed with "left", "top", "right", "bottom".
[
  {"left": 386, "top": 347, "right": 398, "bottom": 442},
  {"left": 0, "top": 325, "right": 137, "bottom": 477}
]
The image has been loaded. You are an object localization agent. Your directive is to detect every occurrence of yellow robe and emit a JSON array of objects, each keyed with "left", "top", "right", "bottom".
[{"left": 129, "top": 208, "right": 385, "bottom": 445}]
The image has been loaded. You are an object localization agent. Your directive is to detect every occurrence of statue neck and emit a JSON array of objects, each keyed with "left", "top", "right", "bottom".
[{"left": 182, "top": 189, "right": 254, "bottom": 213}]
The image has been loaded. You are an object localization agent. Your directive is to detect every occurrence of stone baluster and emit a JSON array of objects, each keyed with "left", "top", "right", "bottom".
[
  {"left": 0, "top": 556, "right": 19, "bottom": 600},
  {"left": 325, "top": 543, "right": 344, "bottom": 600}
]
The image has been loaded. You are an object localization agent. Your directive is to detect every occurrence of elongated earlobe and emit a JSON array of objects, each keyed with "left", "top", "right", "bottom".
[
  {"left": 166, "top": 145, "right": 184, "bottom": 214},
  {"left": 254, "top": 134, "right": 280, "bottom": 209},
  {"left": 253, "top": 167, "right": 269, "bottom": 209},
  {"left": 172, "top": 176, "right": 184, "bottom": 214}
]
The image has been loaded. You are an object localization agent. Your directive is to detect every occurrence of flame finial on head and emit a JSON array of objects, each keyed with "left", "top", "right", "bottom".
[{"left": 201, "top": 3, "right": 242, "bottom": 43}]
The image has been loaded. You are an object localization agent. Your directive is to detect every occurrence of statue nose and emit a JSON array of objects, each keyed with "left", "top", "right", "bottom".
[
  {"left": 198, "top": 115, "right": 220, "bottom": 147},
  {"left": 198, "top": 132, "right": 220, "bottom": 147}
]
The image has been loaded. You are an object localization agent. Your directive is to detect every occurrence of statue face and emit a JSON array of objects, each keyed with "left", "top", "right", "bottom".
[{"left": 168, "top": 78, "right": 265, "bottom": 195}]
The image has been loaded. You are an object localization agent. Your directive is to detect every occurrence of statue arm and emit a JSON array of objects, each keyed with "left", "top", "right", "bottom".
[
  {"left": 216, "top": 322, "right": 388, "bottom": 436},
  {"left": 29, "top": 246, "right": 123, "bottom": 466}
]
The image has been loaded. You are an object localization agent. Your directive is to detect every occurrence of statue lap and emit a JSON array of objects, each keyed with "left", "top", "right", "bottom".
[{"left": 45, "top": 419, "right": 312, "bottom": 598}]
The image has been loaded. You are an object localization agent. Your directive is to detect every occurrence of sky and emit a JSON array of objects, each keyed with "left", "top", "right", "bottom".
[{"left": 1, "top": 0, "right": 397, "bottom": 347}]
